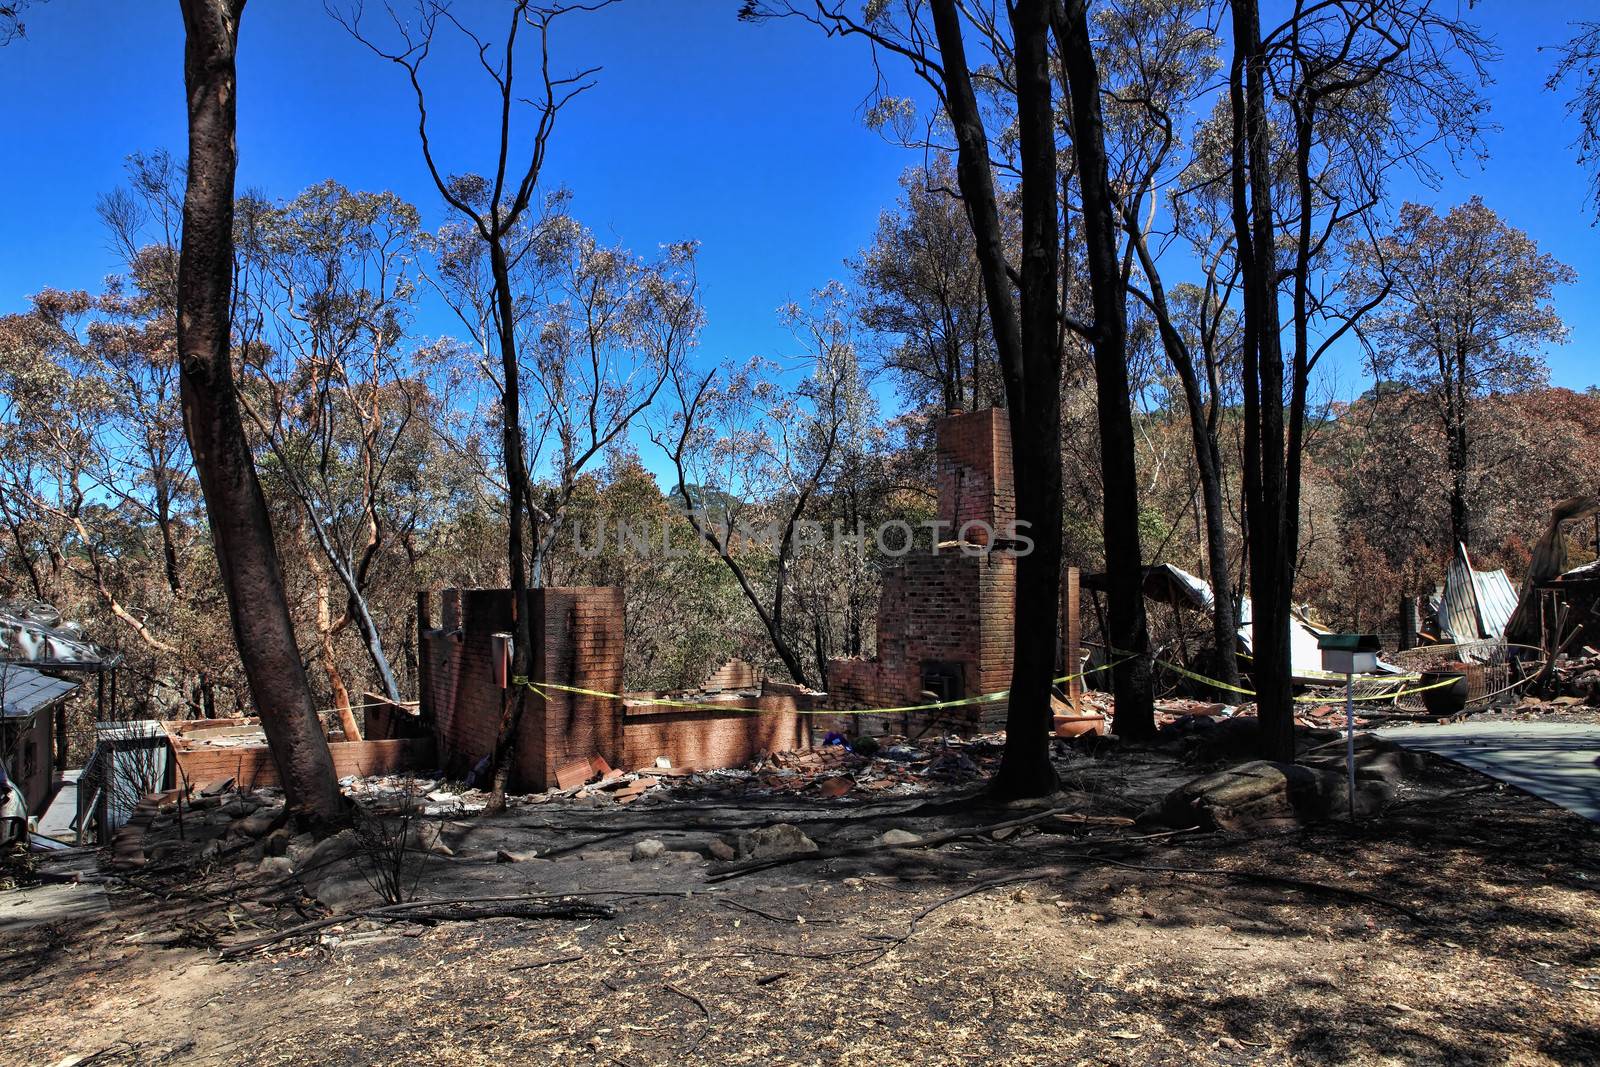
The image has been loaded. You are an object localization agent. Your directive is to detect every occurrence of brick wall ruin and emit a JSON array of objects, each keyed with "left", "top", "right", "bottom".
[
  {"left": 622, "top": 681, "right": 814, "bottom": 771},
  {"left": 419, "top": 587, "right": 625, "bottom": 793},
  {"left": 825, "top": 407, "right": 1018, "bottom": 736},
  {"left": 418, "top": 588, "right": 814, "bottom": 789},
  {"left": 163, "top": 719, "right": 434, "bottom": 790}
]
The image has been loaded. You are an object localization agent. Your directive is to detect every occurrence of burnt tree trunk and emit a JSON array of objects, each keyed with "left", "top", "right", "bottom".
[
  {"left": 1229, "top": 0, "right": 1295, "bottom": 760},
  {"left": 175, "top": 0, "right": 343, "bottom": 823},
  {"left": 1055, "top": 0, "right": 1156, "bottom": 737},
  {"left": 1125, "top": 233, "right": 1242, "bottom": 695},
  {"left": 488, "top": 238, "right": 537, "bottom": 801},
  {"left": 927, "top": 0, "right": 1059, "bottom": 798}
]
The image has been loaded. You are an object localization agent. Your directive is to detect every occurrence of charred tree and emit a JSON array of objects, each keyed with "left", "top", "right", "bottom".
[
  {"left": 175, "top": 0, "right": 343, "bottom": 824},
  {"left": 1053, "top": 0, "right": 1155, "bottom": 738}
]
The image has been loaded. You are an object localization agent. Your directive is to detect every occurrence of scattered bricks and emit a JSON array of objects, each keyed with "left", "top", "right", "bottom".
[
  {"left": 815, "top": 776, "right": 853, "bottom": 799},
  {"left": 554, "top": 758, "right": 594, "bottom": 791},
  {"left": 613, "top": 776, "right": 660, "bottom": 802}
]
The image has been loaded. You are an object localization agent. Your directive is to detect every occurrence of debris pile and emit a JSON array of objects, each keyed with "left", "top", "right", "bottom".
[
  {"left": 1548, "top": 650, "right": 1600, "bottom": 705},
  {"left": 718, "top": 735, "right": 999, "bottom": 798}
]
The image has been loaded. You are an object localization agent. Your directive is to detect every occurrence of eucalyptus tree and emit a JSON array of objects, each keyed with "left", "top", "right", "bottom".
[
  {"left": 1550, "top": 21, "right": 1600, "bottom": 217},
  {"left": 1351, "top": 198, "right": 1572, "bottom": 553},
  {"left": 428, "top": 205, "right": 699, "bottom": 587},
  {"left": 176, "top": 0, "right": 342, "bottom": 824},
  {"left": 334, "top": 0, "right": 613, "bottom": 802},
  {"left": 745, "top": 0, "right": 1158, "bottom": 786},
  {"left": 234, "top": 182, "right": 428, "bottom": 720},
  {"left": 1084, "top": 0, "right": 1245, "bottom": 694},
  {"left": 854, "top": 156, "right": 1005, "bottom": 415},
  {"left": 1224, "top": 0, "right": 1492, "bottom": 757},
  {"left": 658, "top": 284, "right": 864, "bottom": 691}
]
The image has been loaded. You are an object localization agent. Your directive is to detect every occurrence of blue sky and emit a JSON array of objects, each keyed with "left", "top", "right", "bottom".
[{"left": 1, "top": 0, "right": 1596, "bottom": 405}]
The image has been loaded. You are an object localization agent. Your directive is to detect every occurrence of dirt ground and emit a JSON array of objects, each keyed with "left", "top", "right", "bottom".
[{"left": 4, "top": 733, "right": 1600, "bottom": 1067}]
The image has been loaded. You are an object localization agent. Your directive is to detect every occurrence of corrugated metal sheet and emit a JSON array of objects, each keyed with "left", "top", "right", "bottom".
[
  {"left": 0, "top": 602, "right": 114, "bottom": 668},
  {"left": 0, "top": 664, "right": 79, "bottom": 721},
  {"left": 1442, "top": 543, "right": 1517, "bottom": 641},
  {"left": 1237, "top": 597, "right": 1330, "bottom": 677},
  {"left": 1145, "top": 563, "right": 1214, "bottom": 611}
]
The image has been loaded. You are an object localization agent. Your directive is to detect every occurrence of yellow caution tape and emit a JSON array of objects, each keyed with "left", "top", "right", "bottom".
[
  {"left": 1106, "top": 648, "right": 1468, "bottom": 704},
  {"left": 510, "top": 648, "right": 1471, "bottom": 722},
  {"left": 1150, "top": 657, "right": 1463, "bottom": 703},
  {"left": 511, "top": 660, "right": 1122, "bottom": 718}
]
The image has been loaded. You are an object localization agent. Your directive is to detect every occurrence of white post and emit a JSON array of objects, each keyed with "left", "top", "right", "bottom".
[{"left": 1345, "top": 671, "right": 1357, "bottom": 819}]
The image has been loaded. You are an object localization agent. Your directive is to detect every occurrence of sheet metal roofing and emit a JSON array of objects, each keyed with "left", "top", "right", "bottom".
[
  {"left": 1442, "top": 544, "right": 1518, "bottom": 641},
  {"left": 0, "top": 602, "right": 115, "bottom": 668},
  {"left": 1, "top": 664, "right": 79, "bottom": 720}
]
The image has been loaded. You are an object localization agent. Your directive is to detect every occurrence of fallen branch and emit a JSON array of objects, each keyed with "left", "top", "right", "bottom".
[
  {"left": 716, "top": 898, "right": 834, "bottom": 925},
  {"left": 218, "top": 894, "right": 617, "bottom": 959},
  {"left": 706, "top": 805, "right": 1075, "bottom": 883},
  {"left": 664, "top": 981, "right": 712, "bottom": 1054},
  {"left": 510, "top": 951, "right": 585, "bottom": 972}
]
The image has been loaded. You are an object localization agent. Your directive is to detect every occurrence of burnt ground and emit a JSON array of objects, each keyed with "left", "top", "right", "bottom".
[{"left": 3, "top": 735, "right": 1600, "bottom": 1067}]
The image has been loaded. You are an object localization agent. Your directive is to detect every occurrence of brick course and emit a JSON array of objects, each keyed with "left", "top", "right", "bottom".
[
  {"left": 620, "top": 681, "right": 816, "bottom": 771},
  {"left": 162, "top": 719, "right": 434, "bottom": 790}
]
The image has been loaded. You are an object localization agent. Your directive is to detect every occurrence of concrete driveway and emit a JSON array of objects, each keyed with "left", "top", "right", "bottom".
[{"left": 1378, "top": 720, "right": 1600, "bottom": 823}]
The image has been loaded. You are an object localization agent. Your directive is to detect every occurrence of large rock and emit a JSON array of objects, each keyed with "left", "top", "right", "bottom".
[
  {"left": 631, "top": 838, "right": 666, "bottom": 862},
  {"left": 405, "top": 821, "right": 454, "bottom": 857},
  {"left": 233, "top": 806, "right": 284, "bottom": 838},
  {"left": 1146, "top": 745, "right": 1401, "bottom": 832},
  {"left": 730, "top": 823, "right": 818, "bottom": 860}
]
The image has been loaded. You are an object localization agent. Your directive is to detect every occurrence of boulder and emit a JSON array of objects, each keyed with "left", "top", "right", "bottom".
[
  {"left": 1145, "top": 742, "right": 1402, "bottom": 832},
  {"left": 731, "top": 823, "right": 818, "bottom": 860},
  {"left": 663, "top": 850, "right": 705, "bottom": 865},
  {"left": 259, "top": 856, "right": 295, "bottom": 877},
  {"left": 405, "top": 821, "right": 454, "bottom": 857},
  {"left": 297, "top": 828, "right": 360, "bottom": 877},
  {"left": 263, "top": 828, "right": 291, "bottom": 857},
  {"left": 631, "top": 838, "right": 666, "bottom": 862},
  {"left": 286, "top": 832, "right": 317, "bottom": 866},
  {"left": 496, "top": 849, "right": 537, "bottom": 863},
  {"left": 233, "top": 806, "right": 284, "bottom": 838},
  {"left": 878, "top": 828, "right": 921, "bottom": 847}
]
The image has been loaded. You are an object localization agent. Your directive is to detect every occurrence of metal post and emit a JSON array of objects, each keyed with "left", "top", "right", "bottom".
[{"left": 1345, "top": 671, "right": 1357, "bottom": 820}]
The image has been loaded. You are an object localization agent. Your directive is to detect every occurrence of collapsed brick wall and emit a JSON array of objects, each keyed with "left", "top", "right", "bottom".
[
  {"left": 163, "top": 720, "right": 434, "bottom": 790},
  {"left": 698, "top": 658, "right": 763, "bottom": 692},
  {"left": 825, "top": 406, "right": 1018, "bottom": 736},
  {"left": 418, "top": 587, "right": 624, "bottom": 793},
  {"left": 620, "top": 681, "right": 817, "bottom": 771}
]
